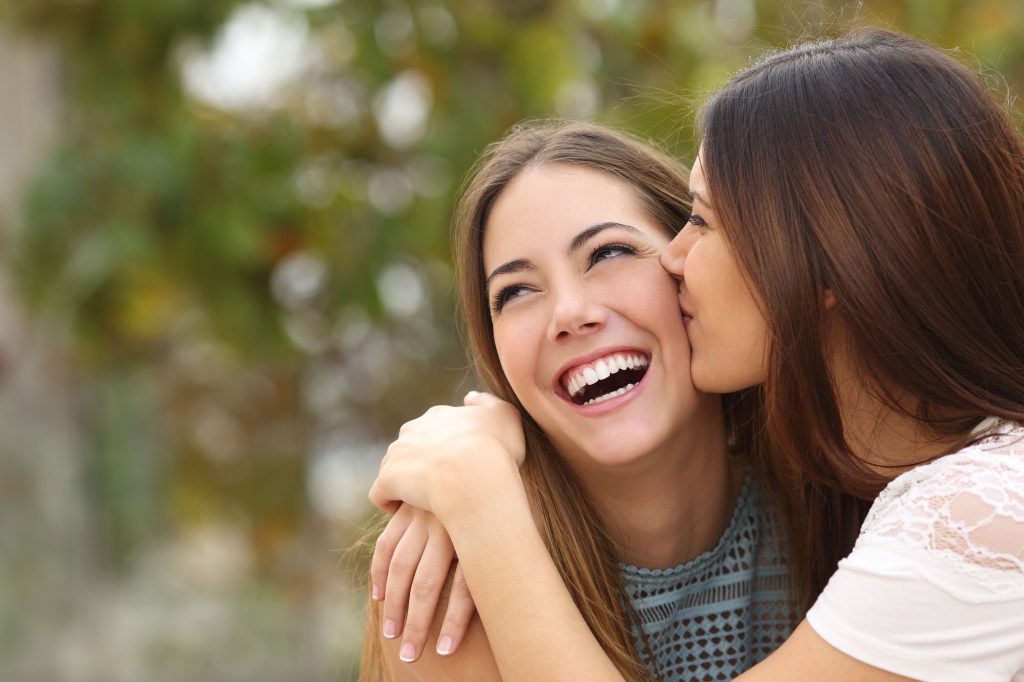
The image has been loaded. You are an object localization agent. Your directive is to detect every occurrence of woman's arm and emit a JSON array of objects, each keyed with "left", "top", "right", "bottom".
[
  {"left": 369, "top": 392, "right": 624, "bottom": 682},
  {"left": 439, "top": 468, "right": 623, "bottom": 681},
  {"left": 370, "top": 505, "right": 475, "bottom": 661},
  {"left": 736, "top": 621, "right": 915, "bottom": 682},
  {"left": 376, "top": 580, "right": 503, "bottom": 681}
]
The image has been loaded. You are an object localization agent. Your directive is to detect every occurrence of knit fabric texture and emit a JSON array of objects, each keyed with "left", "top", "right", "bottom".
[{"left": 621, "top": 475, "right": 795, "bottom": 681}]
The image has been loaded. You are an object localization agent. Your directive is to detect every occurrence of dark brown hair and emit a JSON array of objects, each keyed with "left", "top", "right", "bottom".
[{"left": 697, "top": 28, "right": 1024, "bottom": 607}]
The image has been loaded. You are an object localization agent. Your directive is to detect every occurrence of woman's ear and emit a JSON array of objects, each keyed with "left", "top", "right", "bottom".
[{"left": 823, "top": 289, "right": 837, "bottom": 310}]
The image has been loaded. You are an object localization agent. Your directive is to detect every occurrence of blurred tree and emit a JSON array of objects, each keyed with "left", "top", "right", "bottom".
[{"left": 1, "top": 0, "right": 1022, "bottom": 679}]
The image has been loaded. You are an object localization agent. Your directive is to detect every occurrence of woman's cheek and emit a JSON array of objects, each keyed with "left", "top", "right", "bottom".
[{"left": 493, "top": 309, "right": 543, "bottom": 384}]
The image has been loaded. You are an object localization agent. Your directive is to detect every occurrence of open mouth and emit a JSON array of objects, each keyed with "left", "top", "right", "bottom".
[{"left": 560, "top": 352, "right": 650, "bottom": 407}]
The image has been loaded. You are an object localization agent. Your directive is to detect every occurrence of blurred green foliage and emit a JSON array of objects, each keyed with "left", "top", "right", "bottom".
[{"left": 2, "top": 0, "right": 1023, "bottom": 679}]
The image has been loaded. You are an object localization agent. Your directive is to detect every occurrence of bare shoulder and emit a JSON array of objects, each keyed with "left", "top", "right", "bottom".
[{"left": 377, "top": 577, "right": 502, "bottom": 681}]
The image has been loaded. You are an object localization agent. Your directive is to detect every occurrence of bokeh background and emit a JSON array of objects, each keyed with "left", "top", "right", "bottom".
[{"left": 0, "top": 1, "right": 1022, "bottom": 680}]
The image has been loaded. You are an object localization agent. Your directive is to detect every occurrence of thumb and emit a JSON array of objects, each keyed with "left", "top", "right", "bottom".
[{"left": 463, "top": 390, "right": 502, "bottom": 407}]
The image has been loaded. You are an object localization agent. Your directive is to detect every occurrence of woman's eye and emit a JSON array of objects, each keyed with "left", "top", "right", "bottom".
[
  {"left": 589, "top": 243, "right": 636, "bottom": 267},
  {"left": 687, "top": 214, "right": 709, "bottom": 232},
  {"left": 491, "top": 285, "right": 530, "bottom": 313}
]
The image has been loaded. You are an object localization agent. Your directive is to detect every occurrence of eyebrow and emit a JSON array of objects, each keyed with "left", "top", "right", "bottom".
[
  {"left": 567, "top": 221, "right": 642, "bottom": 254},
  {"left": 688, "top": 190, "right": 710, "bottom": 208},
  {"left": 485, "top": 222, "right": 642, "bottom": 288},
  {"left": 485, "top": 258, "right": 535, "bottom": 289}
]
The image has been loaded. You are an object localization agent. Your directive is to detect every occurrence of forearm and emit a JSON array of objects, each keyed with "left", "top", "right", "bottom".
[{"left": 439, "top": 468, "right": 624, "bottom": 682}]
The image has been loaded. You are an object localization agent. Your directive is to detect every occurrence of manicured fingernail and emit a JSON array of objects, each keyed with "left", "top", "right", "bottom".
[
  {"left": 371, "top": 584, "right": 381, "bottom": 600},
  {"left": 465, "top": 390, "right": 478, "bottom": 400},
  {"left": 383, "top": 619, "right": 399, "bottom": 639},
  {"left": 400, "top": 642, "right": 417, "bottom": 662},
  {"left": 436, "top": 635, "right": 454, "bottom": 656}
]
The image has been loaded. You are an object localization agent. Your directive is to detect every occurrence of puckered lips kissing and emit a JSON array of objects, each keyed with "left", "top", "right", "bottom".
[
  {"left": 555, "top": 347, "right": 651, "bottom": 414},
  {"left": 677, "top": 290, "right": 694, "bottom": 331}
]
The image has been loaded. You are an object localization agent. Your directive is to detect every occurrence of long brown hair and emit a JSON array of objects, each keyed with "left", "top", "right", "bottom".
[
  {"left": 452, "top": 121, "right": 697, "bottom": 681},
  {"left": 697, "top": 28, "right": 1024, "bottom": 607},
  {"left": 360, "top": 120, "right": 737, "bottom": 680}
]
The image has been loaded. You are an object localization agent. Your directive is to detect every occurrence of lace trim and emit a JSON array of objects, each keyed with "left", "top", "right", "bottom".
[
  {"left": 620, "top": 473, "right": 753, "bottom": 583},
  {"left": 860, "top": 419, "right": 1024, "bottom": 599}
]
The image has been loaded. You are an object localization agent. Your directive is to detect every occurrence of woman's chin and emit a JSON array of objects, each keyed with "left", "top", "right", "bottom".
[
  {"left": 565, "top": 432, "right": 674, "bottom": 470},
  {"left": 690, "top": 360, "right": 760, "bottom": 395}
]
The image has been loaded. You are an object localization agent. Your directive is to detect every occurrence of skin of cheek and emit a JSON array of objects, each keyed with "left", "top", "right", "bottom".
[
  {"left": 492, "top": 253, "right": 701, "bottom": 468},
  {"left": 683, "top": 230, "right": 771, "bottom": 394},
  {"left": 671, "top": 152, "right": 772, "bottom": 394}
]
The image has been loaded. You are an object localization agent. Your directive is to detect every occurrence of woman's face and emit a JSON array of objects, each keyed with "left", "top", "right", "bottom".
[
  {"left": 483, "top": 163, "right": 705, "bottom": 468},
  {"left": 660, "top": 153, "right": 771, "bottom": 393}
]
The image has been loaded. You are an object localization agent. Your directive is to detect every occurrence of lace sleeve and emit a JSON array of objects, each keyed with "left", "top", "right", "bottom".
[
  {"left": 859, "top": 420, "right": 1024, "bottom": 600},
  {"left": 804, "top": 421, "right": 1024, "bottom": 682}
]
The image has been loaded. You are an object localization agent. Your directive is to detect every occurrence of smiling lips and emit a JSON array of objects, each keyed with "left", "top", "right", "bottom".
[{"left": 560, "top": 352, "right": 650, "bottom": 406}]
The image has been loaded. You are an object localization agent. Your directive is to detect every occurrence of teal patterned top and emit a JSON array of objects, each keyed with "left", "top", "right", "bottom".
[{"left": 621, "top": 475, "right": 796, "bottom": 681}]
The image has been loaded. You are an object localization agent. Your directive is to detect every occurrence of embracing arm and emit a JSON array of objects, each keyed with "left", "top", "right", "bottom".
[
  {"left": 439, "top": 467, "right": 623, "bottom": 682},
  {"left": 369, "top": 392, "right": 624, "bottom": 682},
  {"left": 736, "top": 621, "right": 915, "bottom": 682},
  {"left": 375, "top": 577, "right": 503, "bottom": 681},
  {"left": 452, "top": 497, "right": 902, "bottom": 682}
]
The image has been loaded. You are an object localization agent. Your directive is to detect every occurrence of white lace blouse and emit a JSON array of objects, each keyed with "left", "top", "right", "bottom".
[{"left": 806, "top": 418, "right": 1024, "bottom": 682}]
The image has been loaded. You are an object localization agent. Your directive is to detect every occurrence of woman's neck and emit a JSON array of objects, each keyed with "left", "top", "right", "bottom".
[
  {"left": 839, "top": 391, "right": 971, "bottom": 477},
  {"left": 570, "top": 400, "right": 741, "bottom": 569},
  {"left": 831, "top": 348, "right": 973, "bottom": 477}
]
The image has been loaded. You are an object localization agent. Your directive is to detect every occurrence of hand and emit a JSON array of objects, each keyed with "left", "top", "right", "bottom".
[
  {"left": 370, "top": 504, "right": 477, "bottom": 662},
  {"left": 368, "top": 391, "right": 526, "bottom": 519}
]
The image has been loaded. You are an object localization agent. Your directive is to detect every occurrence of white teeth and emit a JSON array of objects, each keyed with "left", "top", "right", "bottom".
[
  {"left": 564, "top": 353, "right": 649, "bottom": 398},
  {"left": 583, "top": 382, "right": 636, "bottom": 406}
]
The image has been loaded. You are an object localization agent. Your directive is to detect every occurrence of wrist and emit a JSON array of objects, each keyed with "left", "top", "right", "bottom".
[{"left": 433, "top": 451, "right": 528, "bottom": 530}]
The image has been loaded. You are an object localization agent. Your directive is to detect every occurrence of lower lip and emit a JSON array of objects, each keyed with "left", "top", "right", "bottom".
[{"left": 566, "top": 365, "right": 651, "bottom": 416}]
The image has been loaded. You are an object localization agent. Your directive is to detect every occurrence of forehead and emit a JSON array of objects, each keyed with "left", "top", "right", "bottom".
[
  {"left": 689, "top": 154, "right": 707, "bottom": 197},
  {"left": 483, "top": 164, "right": 659, "bottom": 267}
]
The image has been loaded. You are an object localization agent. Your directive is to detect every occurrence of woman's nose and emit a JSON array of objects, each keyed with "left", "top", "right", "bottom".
[
  {"left": 660, "top": 227, "right": 693, "bottom": 279},
  {"left": 547, "top": 284, "right": 606, "bottom": 342}
]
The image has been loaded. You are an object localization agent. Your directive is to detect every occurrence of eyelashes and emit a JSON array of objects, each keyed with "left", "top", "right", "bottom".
[
  {"left": 489, "top": 241, "right": 640, "bottom": 314},
  {"left": 687, "top": 213, "right": 708, "bottom": 230},
  {"left": 590, "top": 242, "right": 637, "bottom": 264},
  {"left": 490, "top": 283, "right": 530, "bottom": 313}
]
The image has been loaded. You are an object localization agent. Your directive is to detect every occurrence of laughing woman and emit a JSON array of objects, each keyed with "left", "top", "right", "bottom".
[
  {"left": 371, "top": 29, "right": 1024, "bottom": 681},
  {"left": 360, "top": 123, "right": 798, "bottom": 681}
]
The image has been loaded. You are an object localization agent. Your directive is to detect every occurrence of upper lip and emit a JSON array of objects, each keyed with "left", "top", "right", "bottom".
[{"left": 552, "top": 346, "right": 650, "bottom": 396}]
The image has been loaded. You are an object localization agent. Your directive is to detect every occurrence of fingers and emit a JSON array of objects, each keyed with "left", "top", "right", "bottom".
[
  {"left": 463, "top": 390, "right": 498, "bottom": 406},
  {"left": 436, "top": 563, "right": 476, "bottom": 657},
  {"left": 381, "top": 517, "right": 429, "bottom": 643},
  {"left": 370, "top": 504, "right": 413, "bottom": 602},
  {"left": 398, "top": 531, "right": 456, "bottom": 662},
  {"left": 368, "top": 478, "right": 401, "bottom": 515},
  {"left": 369, "top": 440, "right": 409, "bottom": 514}
]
